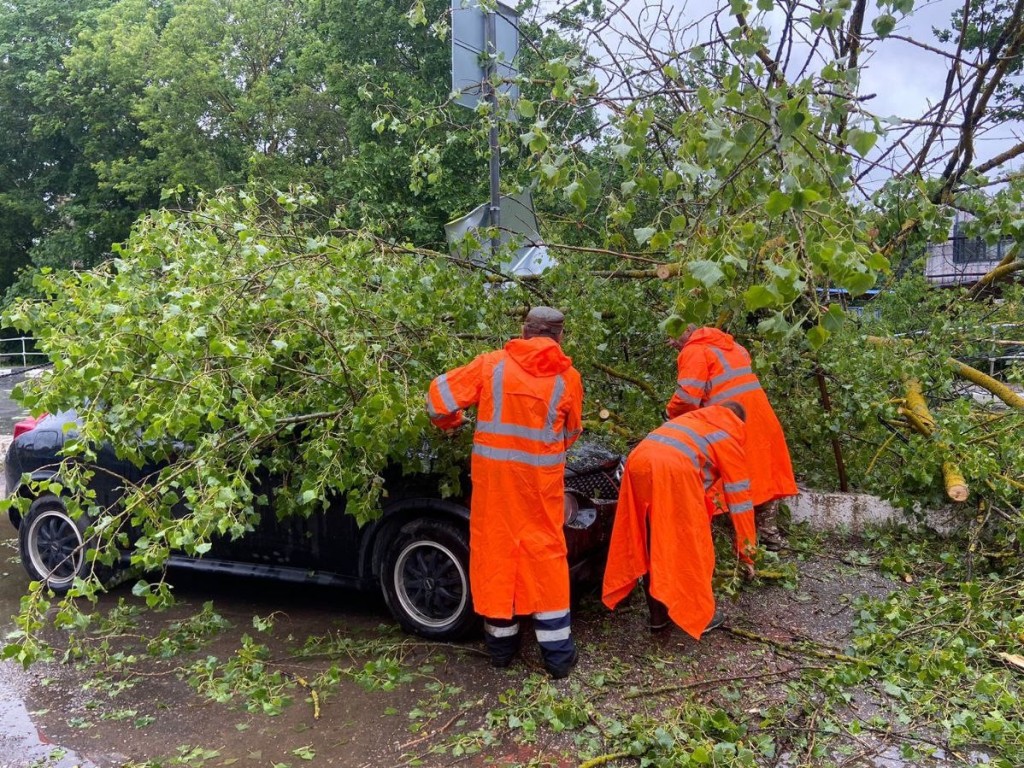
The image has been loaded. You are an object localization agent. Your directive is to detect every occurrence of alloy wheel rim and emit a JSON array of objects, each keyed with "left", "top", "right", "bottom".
[{"left": 393, "top": 540, "right": 468, "bottom": 629}]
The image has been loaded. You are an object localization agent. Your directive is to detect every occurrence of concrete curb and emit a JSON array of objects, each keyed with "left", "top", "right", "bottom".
[{"left": 787, "top": 486, "right": 959, "bottom": 535}]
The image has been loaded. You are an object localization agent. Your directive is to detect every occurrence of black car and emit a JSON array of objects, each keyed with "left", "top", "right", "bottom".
[{"left": 5, "top": 411, "right": 622, "bottom": 640}]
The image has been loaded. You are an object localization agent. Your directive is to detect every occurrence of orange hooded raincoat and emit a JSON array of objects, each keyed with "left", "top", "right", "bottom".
[
  {"left": 666, "top": 327, "right": 797, "bottom": 506},
  {"left": 426, "top": 337, "right": 583, "bottom": 619},
  {"left": 602, "top": 406, "right": 755, "bottom": 639}
]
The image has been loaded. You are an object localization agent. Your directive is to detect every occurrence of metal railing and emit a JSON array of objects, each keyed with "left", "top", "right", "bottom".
[{"left": 0, "top": 337, "right": 47, "bottom": 369}]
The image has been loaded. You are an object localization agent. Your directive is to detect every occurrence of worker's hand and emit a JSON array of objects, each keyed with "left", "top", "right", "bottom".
[
  {"left": 742, "top": 562, "right": 756, "bottom": 581},
  {"left": 443, "top": 416, "right": 469, "bottom": 436}
]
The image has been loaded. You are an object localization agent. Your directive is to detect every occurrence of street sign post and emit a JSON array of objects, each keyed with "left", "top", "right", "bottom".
[{"left": 451, "top": 1, "right": 520, "bottom": 259}]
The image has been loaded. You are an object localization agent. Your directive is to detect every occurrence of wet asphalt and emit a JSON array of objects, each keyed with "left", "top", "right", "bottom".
[{"left": 0, "top": 369, "right": 90, "bottom": 767}]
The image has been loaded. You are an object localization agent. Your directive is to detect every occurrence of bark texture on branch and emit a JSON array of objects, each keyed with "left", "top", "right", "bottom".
[
  {"left": 948, "top": 359, "right": 1024, "bottom": 410},
  {"left": 943, "top": 461, "right": 969, "bottom": 503}
]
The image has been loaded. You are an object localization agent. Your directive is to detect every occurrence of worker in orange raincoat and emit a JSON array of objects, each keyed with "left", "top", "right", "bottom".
[
  {"left": 666, "top": 325, "right": 798, "bottom": 549},
  {"left": 602, "top": 402, "right": 756, "bottom": 639},
  {"left": 426, "top": 307, "right": 584, "bottom": 678}
]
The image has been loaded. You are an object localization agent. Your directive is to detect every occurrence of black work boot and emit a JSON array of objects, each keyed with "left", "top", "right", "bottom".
[
  {"left": 544, "top": 646, "right": 578, "bottom": 679},
  {"left": 702, "top": 607, "right": 726, "bottom": 636}
]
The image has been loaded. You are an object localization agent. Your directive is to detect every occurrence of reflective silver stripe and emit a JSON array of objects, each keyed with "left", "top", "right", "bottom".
[
  {"left": 677, "top": 377, "right": 709, "bottom": 390},
  {"left": 490, "top": 360, "right": 506, "bottom": 422},
  {"left": 477, "top": 361, "right": 569, "bottom": 445},
  {"left": 425, "top": 394, "right": 441, "bottom": 419},
  {"left": 476, "top": 421, "right": 569, "bottom": 442},
  {"left": 664, "top": 424, "right": 728, "bottom": 456},
  {"left": 473, "top": 445, "right": 566, "bottom": 466},
  {"left": 484, "top": 622, "right": 520, "bottom": 637},
  {"left": 702, "top": 466, "right": 715, "bottom": 490},
  {"left": 545, "top": 375, "right": 565, "bottom": 436},
  {"left": 534, "top": 609, "right": 569, "bottom": 621},
  {"left": 707, "top": 379, "right": 762, "bottom": 404},
  {"left": 535, "top": 627, "right": 572, "bottom": 642},
  {"left": 647, "top": 433, "right": 700, "bottom": 468},
  {"left": 435, "top": 374, "right": 459, "bottom": 414},
  {"left": 729, "top": 501, "right": 754, "bottom": 515},
  {"left": 565, "top": 428, "right": 582, "bottom": 441},
  {"left": 673, "top": 388, "right": 702, "bottom": 405},
  {"left": 710, "top": 367, "right": 753, "bottom": 387},
  {"left": 724, "top": 480, "right": 750, "bottom": 493},
  {"left": 709, "top": 347, "right": 732, "bottom": 370}
]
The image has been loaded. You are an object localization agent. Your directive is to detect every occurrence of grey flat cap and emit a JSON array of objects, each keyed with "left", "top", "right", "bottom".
[{"left": 523, "top": 306, "right": 565, "bottom": 336}]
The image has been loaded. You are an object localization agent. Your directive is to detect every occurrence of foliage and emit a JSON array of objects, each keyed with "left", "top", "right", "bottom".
[
  {"left": 0, "top": 0, "right": 517, "bottom": 308},
  {"left": 1, "top": 184, "right": 536, "bottom": 652}
]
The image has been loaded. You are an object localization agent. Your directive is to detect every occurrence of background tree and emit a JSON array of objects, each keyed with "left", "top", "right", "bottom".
[{"left": 0, "top": 0, "right": 137, "bottom": 300}]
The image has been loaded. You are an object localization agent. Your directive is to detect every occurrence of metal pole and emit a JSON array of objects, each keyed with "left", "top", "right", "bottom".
[
  {"left": 485, "top": 11, "right": 500, "bottom": 260},
  {"left": 21, "top": 337, "right": 26, "bottom": 368}
]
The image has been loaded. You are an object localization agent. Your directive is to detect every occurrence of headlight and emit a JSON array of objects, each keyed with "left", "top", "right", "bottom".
[
  {"left": 613, "top": 457, "right": 625, "bottom": 485},
  {"left": 563, "top": 492, "right": 580, "bottom": 526}
]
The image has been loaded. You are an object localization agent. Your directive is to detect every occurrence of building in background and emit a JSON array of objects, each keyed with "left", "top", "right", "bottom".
[{"left": 925, "top": 215, "right": 1016, "bottom": 287}]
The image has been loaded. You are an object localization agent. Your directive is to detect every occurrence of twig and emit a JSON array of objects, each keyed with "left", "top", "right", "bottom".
[
  {"left": 399, "top": 710, "right": 462, "bottom": 750},
  {"left": 579, "top": 753, "right": 633, "bottom": 768},
  {"left": 724, "top": 627, "right": 871, "bottom": 665}
]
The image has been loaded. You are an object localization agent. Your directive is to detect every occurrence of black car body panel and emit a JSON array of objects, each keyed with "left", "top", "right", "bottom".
[{"left": 6, "top": 411, "right": 622, "bottom": 619}]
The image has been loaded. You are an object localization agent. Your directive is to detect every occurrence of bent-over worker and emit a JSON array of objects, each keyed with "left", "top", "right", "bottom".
[{"left": 602, "top": 402, "right": 756, "bottom": 639}]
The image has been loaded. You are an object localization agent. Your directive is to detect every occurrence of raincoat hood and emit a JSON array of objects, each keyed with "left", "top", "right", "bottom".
[
  {"left": 687, "top": 327, "right": 736, "bottom": 351},
  {"left": 504, "top": 337, "right": 574, "bottom": 377}
]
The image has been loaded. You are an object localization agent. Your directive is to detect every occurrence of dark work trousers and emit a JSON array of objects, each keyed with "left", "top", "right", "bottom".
[{"left": 483, "top": 610, "right": 576, "bottom": 673}]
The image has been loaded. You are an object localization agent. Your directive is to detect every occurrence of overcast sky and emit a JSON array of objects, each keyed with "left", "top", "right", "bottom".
[{"left": 532, "top": 0, "right": 1022, "bottom": 186}]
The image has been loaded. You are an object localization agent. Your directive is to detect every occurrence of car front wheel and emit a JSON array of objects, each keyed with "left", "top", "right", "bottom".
[
  {"left": 18, "top": 495, "right": 105, "bottom": 593},
  {"left": 381, "top": 519, "right": 478, "bottom": 640}
]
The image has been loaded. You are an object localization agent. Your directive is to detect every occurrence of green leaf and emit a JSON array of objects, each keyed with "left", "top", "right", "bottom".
[
  {"left": 872, "top": 14, "right": 896, "bottom": 38},
  {"left": 840, "top": 271, "right": 877, "bottom": 296},
  {"left": 847, "top": 128, "right": 878, "bottom": 157},
  {"left": 633, "top": 227, "right": 657, "bottom": 246},
  {"left": 757, "top": 312, "right": 791, "bottom": 337},
  {"left": 867, "top": 251, "right": 890, "bottom": 271},
  {"left": 689, "top": 260, "right": 725, "bottom": 287},
  {"left": 807, "top": 324, "right": 830, "bottom": 350},
  {"left": 822, "top": 303, "right": 846, "bottom": 332},
  {"left": 517, "top": 98, "right": 535, "bottom": 118},
  {"left": 743, "top": 285, "right": 780, "bottom": 311},
  {"left": 660, "top": 315, "right": 687, "bottom": 338},
  {"left": 765, "top": 191, "right": 792, "bottom": 216}
]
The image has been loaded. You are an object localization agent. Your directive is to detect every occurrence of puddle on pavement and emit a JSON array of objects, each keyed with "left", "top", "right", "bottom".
[{"left": 0, "top": 663, "right": 94, "bottom": 768}]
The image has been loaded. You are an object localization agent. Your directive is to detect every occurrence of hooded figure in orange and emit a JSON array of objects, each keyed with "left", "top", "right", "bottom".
[
  {"left": 602, "top": 403, "right": 756, "bottom": 640},
  {"left": 666, "top": 326, "right": 797, "bottom": 549},
  {"left": 426, "top": 307, "right": 583, "bottom": 678}
]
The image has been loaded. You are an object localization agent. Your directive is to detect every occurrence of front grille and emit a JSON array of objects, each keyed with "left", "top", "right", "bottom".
[{"left": 566, "top": 470, "right": 619, "bottom": 501}]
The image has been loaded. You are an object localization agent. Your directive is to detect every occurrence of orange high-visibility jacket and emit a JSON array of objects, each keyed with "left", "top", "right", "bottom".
[
  {"left": 426, "top": 337, "right": 583, "bottom": 619},
  {"left": 666, "top": 327, "right": 797, "bottom": 505},
  {"left": 602, "top": 406, "right": 755, "bottom": 639}
]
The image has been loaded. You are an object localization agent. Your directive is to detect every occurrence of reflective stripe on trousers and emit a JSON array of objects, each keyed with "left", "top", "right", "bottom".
[{"left": 482, "top": 610, "right": 575, "bottom": 668}]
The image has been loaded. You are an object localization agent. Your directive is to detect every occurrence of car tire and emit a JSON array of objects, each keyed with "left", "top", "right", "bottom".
[
  {"left": 18, "top": 495, "right": 106, "bottom": 593},
  {"left": 380, "top": 519, "right": 478, "bottom": 641}
]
